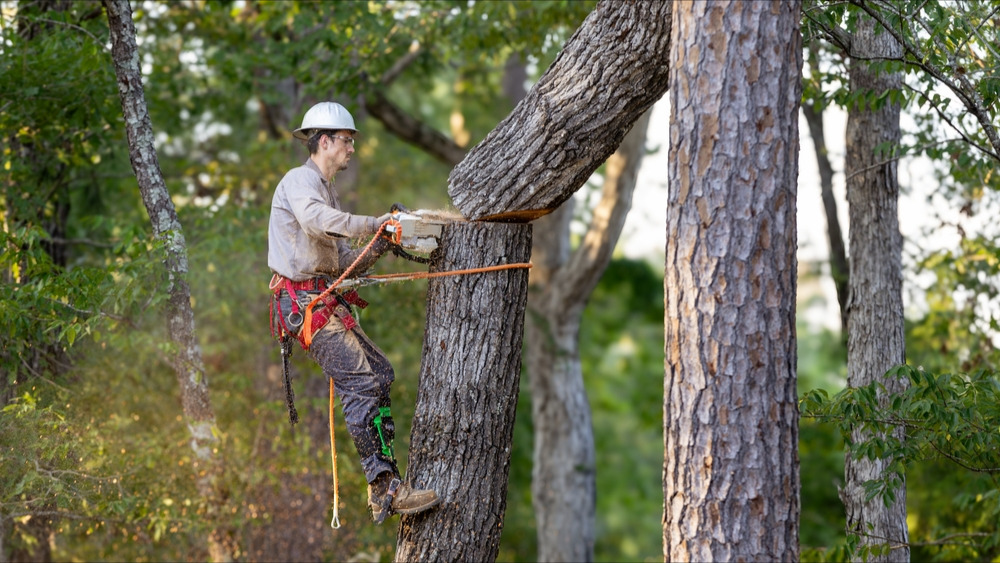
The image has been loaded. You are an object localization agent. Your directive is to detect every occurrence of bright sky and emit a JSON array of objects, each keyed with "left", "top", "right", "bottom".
[{"left": 616, "top": 97, "right": 971, "bottom": 332}]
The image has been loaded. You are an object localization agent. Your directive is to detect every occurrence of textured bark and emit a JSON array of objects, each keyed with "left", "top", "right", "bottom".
[
  {"left": 394, "top": 222, "right": 531, "bottom": 562},
  {"left": 840, "top": 15, "right": 910, "bottom": 562},
  {"left": 448, "top": 0, "right": 671, "bottom": 221},
  {"left": 526, "top": 110, "right": 651, "bottom": 562},
  {"left": 663, "top": 2, "right": 801, "bottom": 561},
  {"left": 103, "top": 1, "right": 232, "bottom": 560}
]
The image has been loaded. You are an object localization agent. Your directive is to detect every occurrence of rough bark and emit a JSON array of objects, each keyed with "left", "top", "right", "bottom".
[
  {"left": 394, "top": 222, "right": 532, "bottom": 562},
  {"left": 103, "top": 1, "right": 232, "bottom": 560},
  {"left": 663, "top": 2, "right": 802, "bottom": 561},
  {"left": 448, "top": 0, "right": 671, "bottom": 221},
  {"left": 840, "top": 14, "right": 910, "bottom": 562},
  {"left": 526, "top": 110, "right": 651, "bottom": 563}
]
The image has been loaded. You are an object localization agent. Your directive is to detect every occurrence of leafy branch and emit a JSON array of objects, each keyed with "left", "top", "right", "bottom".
[{"left": 850, "top": 0, "right": 1000, "bottom": 161}]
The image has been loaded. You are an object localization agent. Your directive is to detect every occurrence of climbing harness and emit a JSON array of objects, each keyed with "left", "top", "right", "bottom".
[{"left": 268, "top": 217, "right": 532, "bottom": 528}]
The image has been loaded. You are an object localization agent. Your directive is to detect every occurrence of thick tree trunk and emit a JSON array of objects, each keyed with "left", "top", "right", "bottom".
[
  {"left": 527, "top": 110, "right": 651, "bottom": 562},
  {"left": 447, "top": 0, "right": 671, "bottom": 221},
  {"left": 840, "top": 15, "right": 910, "bottom": 562},
  {"left": 389, "top": 1, "right": 672, "bottom": 559},
  {"left": 103, "top": 1, "right": 232, "bottom": 560},
  {"left": 394, "top": 222, "right": 532, "bottom": 562},
  {"left": 663, "top": 2, "right": 801, "bottom": 561}
]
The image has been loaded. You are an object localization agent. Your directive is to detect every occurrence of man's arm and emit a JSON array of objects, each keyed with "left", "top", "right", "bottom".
[{"left": 284, "top": 169, "right": 384, "bottom": 238}]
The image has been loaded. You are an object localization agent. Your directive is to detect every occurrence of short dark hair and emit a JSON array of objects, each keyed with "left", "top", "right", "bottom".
[
  {"left": 306, "top": 129, "right": 353, "bottom": 155},
  {"left": 306, "top": 130, "right": 327, "bottom": 155}
]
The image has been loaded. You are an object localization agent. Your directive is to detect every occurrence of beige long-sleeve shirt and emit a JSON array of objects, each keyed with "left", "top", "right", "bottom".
[{"left": 268, "top": 159, "right": 383, "bottom": 281}]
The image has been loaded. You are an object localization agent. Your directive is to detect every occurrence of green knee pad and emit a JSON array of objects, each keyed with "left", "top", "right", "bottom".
[{"left": 373, "top": 406, "right": 395, "bottom": 460}]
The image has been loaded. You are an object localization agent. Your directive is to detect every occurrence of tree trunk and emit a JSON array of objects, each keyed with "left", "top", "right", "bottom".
[
  {"left": 840, "top": 14, "right": 910, "bottom": 562},
  {"left": 527, "top": 110, "right": 652, "bottom": 562},
  {"left": 802, "top": 99, "right": 849, "bottom": 334},
  {"left": 103, "top": 1, "right": 232, "bottom": 560},
  {"left": 447, "top": 0, "right": 671, "bottom": 221},
  {"left": 394, "top": 222, "right": 532, "bottom": 562},
  {"left": 663, "top": 2, "right": 801, "bottom": 561},
  {"left": 390, "top": 1, "right": 673, "bottom": 558}
]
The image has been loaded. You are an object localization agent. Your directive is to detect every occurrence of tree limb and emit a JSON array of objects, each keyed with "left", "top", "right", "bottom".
[
  {"left": 363, "top": 87, "right": 467, "bottom": 167},
  {"left": 850, "top": 0, "right": 1000, "bottom": 161},
  {"left": 553, "top": 110, "right": 651, "bottom": 323}
]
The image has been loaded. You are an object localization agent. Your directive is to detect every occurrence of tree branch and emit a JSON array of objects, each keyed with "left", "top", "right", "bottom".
[
  {"left": 381, "top": 42, "right": 422, "bottom": 86},
  {"left": 903, "top": 83, "right": 996, "bottom": 160},
  {"left": 553, "top": 110, "right": 652, "bottom": 319},
  {"left": 363, "top": 87, "right": 467, "bottom": 167},
  {"left": 851, "top": 0, "right": 1000, "bottom": 161}
]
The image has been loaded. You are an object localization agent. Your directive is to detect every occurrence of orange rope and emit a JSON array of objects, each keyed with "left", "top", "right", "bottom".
[
  {"left": 308, "top": 220, "right": 529, "bottom": 530},
  {"left": 329, "top": 377, "right": 341, "bottom": 529},
  {"left": 303, "top": 219, "right": 532, "bottom": 347},
  {"left": 367, "top": 262, "right": 533, "bottom": 283},
  {"left": 303, "top": 220, "right": 398, "bottom": 349}
]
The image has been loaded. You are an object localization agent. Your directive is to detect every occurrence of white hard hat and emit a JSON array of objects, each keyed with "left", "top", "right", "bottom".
[{"left": 292, "top": 102, "right": 357, "bottom": 140}]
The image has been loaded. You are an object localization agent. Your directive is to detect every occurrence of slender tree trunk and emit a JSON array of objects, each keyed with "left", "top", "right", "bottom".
[
  {"left": 803, "top": 99, "right": 849, "bottom": 334},
  {"left": 527, "top": 110, "right": 652, "bottom": 562},
  {"left": 103, "top": 1, "right": 232, "bottom": 560},
  {"left": 840, "top": 14, "right": 910, "bottom": 562},
  {"left": 394, "top": 222, "right": 532, "bottom": 562},
  {"left": 663, "top": 2, "right": 802, "bottom": 560}
]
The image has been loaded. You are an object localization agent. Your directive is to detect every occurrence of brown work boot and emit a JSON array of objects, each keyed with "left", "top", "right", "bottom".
[{"left": 368, "top": 473, "right": 441, "bottom": 525}]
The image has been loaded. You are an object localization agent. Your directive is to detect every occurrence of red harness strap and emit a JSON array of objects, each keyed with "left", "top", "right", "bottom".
[{"left": 269, "top": 274, "right": 368, "bottom": 350}]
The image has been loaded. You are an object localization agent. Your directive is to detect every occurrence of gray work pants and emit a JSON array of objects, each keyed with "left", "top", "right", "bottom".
[{"left": 308, "top": 319, "right": 397, "bottom": 483}]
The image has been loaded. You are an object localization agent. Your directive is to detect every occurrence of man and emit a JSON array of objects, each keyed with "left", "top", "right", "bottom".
[{"left": 267, "top": 101, "right": 440, "bottom": 524}]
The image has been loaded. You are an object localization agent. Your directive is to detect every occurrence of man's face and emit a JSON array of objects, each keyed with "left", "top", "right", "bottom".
[{"left": 321, "top": 130, "right": 356, "bottom": 172}]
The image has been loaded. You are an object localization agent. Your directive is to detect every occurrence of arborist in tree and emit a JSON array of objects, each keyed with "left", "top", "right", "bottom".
[{"left": 267, "top": 101, "right": 440, "bottom": 525}]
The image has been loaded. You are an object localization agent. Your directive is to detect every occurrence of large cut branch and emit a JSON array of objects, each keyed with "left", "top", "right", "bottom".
[{"left": 448, "top": 0, "right": 672, "bottom": 221}]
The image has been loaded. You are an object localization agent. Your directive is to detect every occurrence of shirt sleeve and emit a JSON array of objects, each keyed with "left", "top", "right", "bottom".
[{"left": 283, "top": 168, "right": 378, "bottom": 239}]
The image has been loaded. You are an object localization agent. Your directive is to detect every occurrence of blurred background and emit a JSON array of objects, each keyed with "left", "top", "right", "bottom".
[{"left": 2, "top": 1, "right": 999, "bottom": 561}]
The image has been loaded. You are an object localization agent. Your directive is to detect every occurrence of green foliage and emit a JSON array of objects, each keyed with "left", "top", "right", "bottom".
[
  {"left": 797, "top": 323, "right": 848, "bottom": 555},
  {"left": 802, "top": 365, "right": 1000, "bottom": 560},
  {"left": 4, "top": 1, "right": 603, "bottom": 560},
  {"left": 500, "top": 257, "right": 665, "bottom": 562}
]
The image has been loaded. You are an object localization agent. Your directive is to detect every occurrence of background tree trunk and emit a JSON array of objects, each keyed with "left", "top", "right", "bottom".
[
  {"left": 840, "top": 14, "right": 910, "bottom": 562},
  {"left": 394, "top": 222, "right": 532, "bottom": 562},
  {"left": 447, "top": 0, "right": 671, "bottom": 221},
  {"left": 663, "top": 2, "right": 802, "bottom": 560},
  {"left": 527, "top": 110, "right": 652, "bottom": 562},
  {"left": 802, "top": 98, "right": 849, "bottom": 334},
  {"left": 103, "top": 1, "right": 232, "bottom": 560}
]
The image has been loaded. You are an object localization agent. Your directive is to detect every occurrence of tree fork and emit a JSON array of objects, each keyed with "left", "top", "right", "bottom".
[
  {"left": 447, "top": 0, "right": 671, "bottom": 221},
  {"left": 395, "top": 221, "right": 532, "bottom": 562}
]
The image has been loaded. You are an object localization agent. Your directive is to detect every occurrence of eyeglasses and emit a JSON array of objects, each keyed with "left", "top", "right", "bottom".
[{"left": 326, "top": 134, "right": 355, "bottom": 147}]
